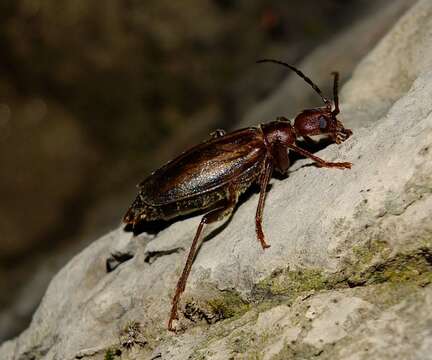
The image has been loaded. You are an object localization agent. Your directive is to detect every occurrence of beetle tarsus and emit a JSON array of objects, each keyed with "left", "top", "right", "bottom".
[
  {"left": 261, "top": 239, "right": 271, "bottom": 249},
  {"left": 167, "top": 314, "right": 178, "bottom": 332},
  {"left": 315, "top": 161, "right": 352, "bottom": 169},
  {"left": 328, "top": 161, "right": 352, "bottom": 169}
]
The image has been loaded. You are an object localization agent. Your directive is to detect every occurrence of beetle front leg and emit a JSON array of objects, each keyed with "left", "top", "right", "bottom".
[
  {"left": 168, "top": 188, "right": 238, "bottom": 332},
  {"left": 255, "top": 158, "right": 273, "bottom": 249},
  {"left": 287, "top": 144, "right": 351, "bottom": 169}
]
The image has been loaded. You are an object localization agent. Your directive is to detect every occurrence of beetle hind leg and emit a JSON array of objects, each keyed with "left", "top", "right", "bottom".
[
  {"left": 255, "top": 157, "right": 273, "bottom": 249},
  {"left": 168, "top": 187, "right": 238, "bottom": 331}
]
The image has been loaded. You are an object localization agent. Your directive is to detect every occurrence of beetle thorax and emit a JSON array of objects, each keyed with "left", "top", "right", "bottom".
[{"left": 260, "top": 120, "right": 296, "bottom": 148}]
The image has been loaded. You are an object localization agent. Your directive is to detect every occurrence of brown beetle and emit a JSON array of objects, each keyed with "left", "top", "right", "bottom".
[{"left": 123, "top": 60, "right": 353, "bottom": 331}]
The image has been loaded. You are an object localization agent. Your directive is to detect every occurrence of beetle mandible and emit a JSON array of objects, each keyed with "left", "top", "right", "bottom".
[{"left": 123, "top": 59, "right": 353, "bottom": 331}]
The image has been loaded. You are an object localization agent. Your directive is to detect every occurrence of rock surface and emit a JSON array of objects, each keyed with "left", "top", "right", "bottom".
[{"left": 2, "top": 1, "right": 432, "bottom": 359}]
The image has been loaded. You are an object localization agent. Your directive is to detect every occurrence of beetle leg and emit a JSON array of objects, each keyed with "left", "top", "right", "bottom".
[
  {"left": 168, "top": 187, "right": 238, "bottom": 331},
  {"left": 272, "top": 142, "right": 290, "bottom": 174},
  {"left": 255, "top": 157, "right": 273, "bottom": 249},
  {"left": 209, "top": 129, "right": 226, "bottom": 139},
  {"left": 287, "top": 144, "right": 352, "bottom": 169}
]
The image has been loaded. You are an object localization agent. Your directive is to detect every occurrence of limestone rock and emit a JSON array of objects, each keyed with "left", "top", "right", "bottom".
[{"left": 2, "top": 1, "right": 432, "bottom": 359}]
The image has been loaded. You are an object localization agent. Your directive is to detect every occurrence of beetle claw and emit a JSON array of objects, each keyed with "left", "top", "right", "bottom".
[
  {"left": 333, "top": 162, "right": 352, "bottom": 169},
  {"left": 168, "top": 316, "right": 178, "bottom": 332}
]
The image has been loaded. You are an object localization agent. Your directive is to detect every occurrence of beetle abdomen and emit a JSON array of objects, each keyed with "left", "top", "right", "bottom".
[
  {"left": 123, "top": 194, "right": 162, "bottom": 223},
  {"left": 124, "top": 157, "right": 263, "bottom": 225},
  {"left": 124, "top": 186, "right": 228, "bottom": 224}
]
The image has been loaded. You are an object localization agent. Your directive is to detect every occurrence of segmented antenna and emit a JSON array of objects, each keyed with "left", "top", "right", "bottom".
[
  {"left": 257, "top": 59, "right": 331, "bottom": 108},
  {"left": 331, "top": 71, "right": 339, "bottom": 115}
]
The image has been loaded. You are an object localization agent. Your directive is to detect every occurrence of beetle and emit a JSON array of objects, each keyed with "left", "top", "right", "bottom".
[{"left": 123, "top": 59, "right": 353, "bottom": 331}]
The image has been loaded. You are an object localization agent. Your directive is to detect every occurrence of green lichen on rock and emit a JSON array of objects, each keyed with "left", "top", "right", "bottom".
[
  {"left": 271, "top": 341, "right": 325, "bottom": 360},
  {"left": 321, "top": 234, "right": 432, "bottom": 291},
  {"left": 182, "top": 239, "right": 432, "bottom": 360},
  {"left": 352, "top": 240, "right": 391, "bottom": 267},
  {"left": 104, "top": 347, "right": 118, "bottom": 360},
  {"left": 253, "top": 239, "right": 432, "bottom": 306},
  {"left": 254, "top": 267, "right": 330, "bottom": 301},
  {"left": 345, "top": 242, "right": 432, "bottom": 288},
  {"left": 180, "top": 238, "right": 432, "bottom": 360},
  {"left": 253, "top": 266, "right": 340, "bottom": 304},
  {"left": 184, "top": 289, "right": 251, "bottom": 325},
  {"left": 370, "top": 251, "right": 432, "bottom": 285},
  {"left": 342, "top": 240, "right": 392, "bottom": 286},
  {"left": 207, "top": 290, "right": 251, "bottom": 320}
]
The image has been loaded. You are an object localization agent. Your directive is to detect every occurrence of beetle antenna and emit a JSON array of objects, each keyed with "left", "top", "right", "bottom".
[
  {"left": 257, "top": 59, "right": 331, "bottom": 108},
  {"left": 331, "top": 71, "right": 340, "bottom": 115}
]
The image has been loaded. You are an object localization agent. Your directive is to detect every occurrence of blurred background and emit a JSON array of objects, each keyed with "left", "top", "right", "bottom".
[{"left": 0, "top": 0, "right": 414, "bottom": 342}]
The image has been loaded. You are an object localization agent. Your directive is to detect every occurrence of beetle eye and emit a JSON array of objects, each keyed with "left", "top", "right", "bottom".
[{"left": 319, "top": 116, "right": 327, "bottom": 130}]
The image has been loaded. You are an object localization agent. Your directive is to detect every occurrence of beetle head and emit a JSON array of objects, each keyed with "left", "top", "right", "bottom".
[
  {"left": 257, "top": 59, "right": 352, "bottom": 144},
  {"left": 293, "top": 108, "right": 352, "bottom": 144}
]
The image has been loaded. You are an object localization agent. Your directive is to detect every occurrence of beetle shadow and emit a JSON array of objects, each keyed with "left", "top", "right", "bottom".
[
  {"left": 292, "top": 137, "right": 335, "bottom": 161},
  {"left": 200, "top": 184, "right": 264, "bottom": 245},
  {"left": 124, "top": 212, "right": 204, "bottom": 236},
  {"left": 201, "top": 213, "right": 234, "bottom": 245}
]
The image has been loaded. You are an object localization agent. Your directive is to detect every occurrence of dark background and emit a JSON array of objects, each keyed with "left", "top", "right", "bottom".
[{"left": 0, "top": 0, "right": 402, "bottom": 341}]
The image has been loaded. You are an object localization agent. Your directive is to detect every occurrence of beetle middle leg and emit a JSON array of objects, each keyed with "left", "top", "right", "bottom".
[
  {"left": 168, "top": 186, "right": 238, "bottom": 331},
  {"left": 255, "top": 157, "right": 273, "bottom": 249}
]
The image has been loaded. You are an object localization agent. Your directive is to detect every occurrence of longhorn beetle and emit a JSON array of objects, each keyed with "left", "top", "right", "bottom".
[{"left": 123, "top": 59, "right": 353, "bottom": 331}]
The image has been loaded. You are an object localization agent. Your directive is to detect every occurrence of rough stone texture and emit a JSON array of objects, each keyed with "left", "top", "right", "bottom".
[{"left": 2, "top": 0, "right": 432, "bottom": 359}]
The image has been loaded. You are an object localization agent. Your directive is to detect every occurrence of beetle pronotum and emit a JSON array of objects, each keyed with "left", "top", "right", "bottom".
[{"left": 123, "top": 60, "right": 352, "bottom": 331}]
